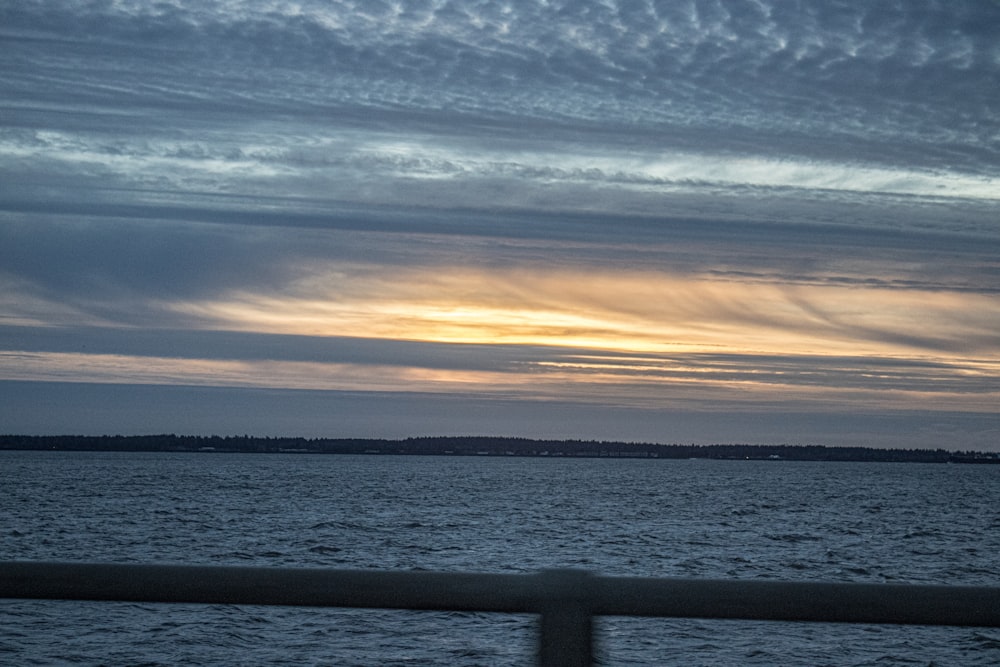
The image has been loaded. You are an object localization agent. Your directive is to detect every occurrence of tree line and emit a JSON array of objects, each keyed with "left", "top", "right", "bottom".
[{"left": 2, "top": 434, "right": 995, "bottom": 462}]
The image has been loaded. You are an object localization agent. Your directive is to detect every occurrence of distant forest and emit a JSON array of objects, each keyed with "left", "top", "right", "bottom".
[{"left": 1, "top": 435, "right": 997, "bottom": 463}]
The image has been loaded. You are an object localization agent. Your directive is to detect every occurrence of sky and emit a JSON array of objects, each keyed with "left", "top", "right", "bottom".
[{"left": 1, "top": 0, "right": 998, "bottom": 449}]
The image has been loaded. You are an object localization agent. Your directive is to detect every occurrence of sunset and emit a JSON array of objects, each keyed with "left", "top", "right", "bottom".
[{"left": 2, "top": 0, "right": 998, "bottom": 447}]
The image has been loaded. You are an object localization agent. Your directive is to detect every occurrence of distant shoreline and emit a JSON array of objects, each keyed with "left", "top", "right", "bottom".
[{"left": 1, "top": 435, "right": 997, "bottom": 463}]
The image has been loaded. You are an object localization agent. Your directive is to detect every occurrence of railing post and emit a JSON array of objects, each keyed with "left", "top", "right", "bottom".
[{"left": 536, "top": 569, "right": 594, "bottom": 667}]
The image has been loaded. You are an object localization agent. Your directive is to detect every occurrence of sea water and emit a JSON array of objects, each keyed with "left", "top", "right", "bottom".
[{"left": 1, "top": 451, "right": 998, "bottom": 665}]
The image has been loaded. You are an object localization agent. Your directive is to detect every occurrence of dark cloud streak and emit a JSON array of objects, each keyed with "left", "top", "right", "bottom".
[{"left": 3, "top": 325, "right": 996, "bottom": 399}]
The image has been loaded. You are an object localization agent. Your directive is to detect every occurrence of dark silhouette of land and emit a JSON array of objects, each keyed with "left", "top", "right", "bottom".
[{"left": 1, "top": 434, "right": 996, "bottom": 463}]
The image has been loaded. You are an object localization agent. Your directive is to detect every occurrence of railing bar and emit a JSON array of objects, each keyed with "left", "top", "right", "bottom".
[
  {"left": 0, "top": 562, "right": 537, "bottom": 612},
  {"left": 591, "top": 577, "right": 1000, "bottom": 627},
  {"left": 2, "top": 562, "right": 999, "bottom": 628}
]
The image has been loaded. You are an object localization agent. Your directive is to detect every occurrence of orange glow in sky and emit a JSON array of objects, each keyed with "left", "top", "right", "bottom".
[{"left": 172, "top": 264, "right": 1000, "bottom": 359}]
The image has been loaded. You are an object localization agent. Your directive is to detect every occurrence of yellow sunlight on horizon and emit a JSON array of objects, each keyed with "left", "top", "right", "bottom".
[{"left": 171, "top": 264, "right": 1000, "bottom": 360}]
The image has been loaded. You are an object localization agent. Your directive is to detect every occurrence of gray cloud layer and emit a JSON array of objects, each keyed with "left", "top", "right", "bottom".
[
  {"left": 4, "top": 0, "right": 998, "bottom": 172},
  {"left": 3, "top": 202, "right": 997, "bottom": 322}
]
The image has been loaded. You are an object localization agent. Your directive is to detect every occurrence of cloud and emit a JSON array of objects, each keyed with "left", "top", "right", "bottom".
[
  {"left": 0, "top": 325, "right": 558, "bottom": 373},
  {"left": 160, "top": 262, "right": 1000, "bottom": 359},
  {"left": 6, "top": 254, "right": 999, "bottom": 412},
  {"left": 3, "top": 194, "right": 999, "bottom": 337},
  {"left": 3, "top": 342, "right": 997, "bottom": 416},
  {"left": 3, "top": 0, "right": 998, "bottom": 177}
]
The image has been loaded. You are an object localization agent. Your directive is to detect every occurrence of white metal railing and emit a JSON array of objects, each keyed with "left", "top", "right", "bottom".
[{"left": 2, "top": 562, "right": 999, "bottom": 666}]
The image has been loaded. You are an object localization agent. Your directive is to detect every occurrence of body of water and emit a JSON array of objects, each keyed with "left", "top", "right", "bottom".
[{"left": 2, "top": 451, "right": 999, "bottom": 665}]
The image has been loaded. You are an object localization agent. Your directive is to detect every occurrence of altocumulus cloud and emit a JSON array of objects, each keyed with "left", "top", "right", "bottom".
[{"left": 1, "top": 0, "right": 998, "bottom": 448}]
